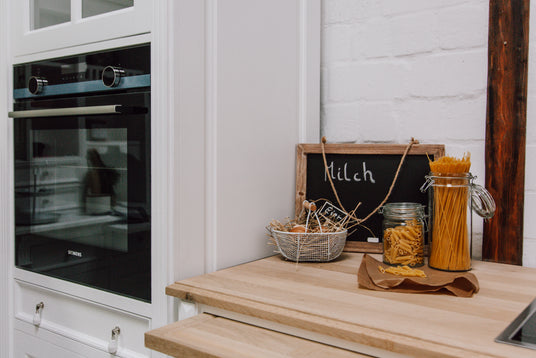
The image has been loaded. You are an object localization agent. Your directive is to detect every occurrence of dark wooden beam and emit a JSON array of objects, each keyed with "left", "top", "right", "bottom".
[{"left": 483, "top": 0, "right": 530, "bottom": 265}]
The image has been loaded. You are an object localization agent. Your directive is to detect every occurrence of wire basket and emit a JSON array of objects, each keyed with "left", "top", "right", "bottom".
[{"left": 270, "top": 229, "right": 347, "bottom": 262}]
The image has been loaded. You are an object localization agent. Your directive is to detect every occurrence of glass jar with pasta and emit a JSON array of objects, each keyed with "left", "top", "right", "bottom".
[
  {"left": 420, "top": 154, "right": 496, "bottom": 272},
  {"left": 381, "top": 202, "right": 425, "bottom": 267},
  {"left": 421, "top": 172, "right": 495, "bottom": 271}
]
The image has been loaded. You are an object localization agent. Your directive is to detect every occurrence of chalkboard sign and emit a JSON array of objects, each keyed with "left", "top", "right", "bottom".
[{"left": 295, "top": 143, "right": 445, "bottom": 253}]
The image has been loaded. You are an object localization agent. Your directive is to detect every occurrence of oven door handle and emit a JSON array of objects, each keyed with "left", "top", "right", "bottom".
[{"left": 8, "top": 105, "right": 147, "bottom": 118}]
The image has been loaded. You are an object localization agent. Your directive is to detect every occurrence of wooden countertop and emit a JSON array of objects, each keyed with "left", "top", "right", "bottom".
[
  {"left": 146, "top": 313, "right": 369, "bottom": 358},
  {"left": 166, "top": 253, "right": 536, "bottom": 358}
]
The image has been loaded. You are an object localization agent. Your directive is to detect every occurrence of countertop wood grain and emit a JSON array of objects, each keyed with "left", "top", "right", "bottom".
[
  {"left": 165, "top": 253, "right": 536, "bottom": 357},
  {"left": 146, "top": 313, "right": 368, "bottom": 358}
]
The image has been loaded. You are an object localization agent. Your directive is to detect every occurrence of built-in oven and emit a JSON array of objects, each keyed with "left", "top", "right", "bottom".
[{"left": 9, "top": 44, "right": 151, "bottom": 302}]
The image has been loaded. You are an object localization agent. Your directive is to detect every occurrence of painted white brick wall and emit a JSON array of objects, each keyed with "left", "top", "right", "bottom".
[
  {"left": 321, "top": 0, "right": 535, "bottom": 267},
  {"left": 525, "top": 0, "right": 536, "bottom": 268}
]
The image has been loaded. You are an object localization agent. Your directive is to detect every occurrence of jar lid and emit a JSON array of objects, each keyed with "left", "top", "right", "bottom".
[{"left": 380, "top": 202, "right": 425, "bottom": 218}]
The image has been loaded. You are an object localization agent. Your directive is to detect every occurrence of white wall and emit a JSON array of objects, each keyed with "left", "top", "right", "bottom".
[
  {"left": 321, "top": 0, "right": 535, "bottom": 267},
  {"left": 525, "top": 0, "right": 536, "bottom": 267}
]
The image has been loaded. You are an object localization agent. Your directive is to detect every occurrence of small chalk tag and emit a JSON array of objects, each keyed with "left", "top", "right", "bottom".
[
  {"left": 318, "top": 201, "right": 357, "bottom": 228},
  {"left": 367, "top": 237, "right": 379, "bottom": 243}
]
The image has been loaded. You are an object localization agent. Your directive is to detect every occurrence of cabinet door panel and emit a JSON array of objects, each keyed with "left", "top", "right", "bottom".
[
  {"left": 210, "top": 0, "right": 321, "bottom": 270},
  {"left": 14, "top": 330, "right": 88, "bottom": 358}
]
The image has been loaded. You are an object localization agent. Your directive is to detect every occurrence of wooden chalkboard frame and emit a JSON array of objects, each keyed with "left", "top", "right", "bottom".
[{"left": 295, "top": 143, "right": 445, "bottom": 253}]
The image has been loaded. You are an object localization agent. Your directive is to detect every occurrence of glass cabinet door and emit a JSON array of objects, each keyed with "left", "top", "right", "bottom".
[
  {"left": 32, "top": 0, "right": 71, "bottom": 30},
  {"left": 82, "top": 0, "right": 134, "bottom": 18},
  {"left": 14, "top": 0, "right": 151, "bottom": 56},
  {"left": 31, "top": 0, "right": 136, "bottom": 30}
]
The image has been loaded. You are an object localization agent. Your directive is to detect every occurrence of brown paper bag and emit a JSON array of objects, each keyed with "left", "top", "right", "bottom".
[{"left": 358, "top": 254, "right": 479, "bottom": 297}]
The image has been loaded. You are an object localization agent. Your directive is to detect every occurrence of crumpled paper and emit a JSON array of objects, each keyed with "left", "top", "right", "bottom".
[{"left": 358, "top": 254, "right": 479, "bottom": 297}]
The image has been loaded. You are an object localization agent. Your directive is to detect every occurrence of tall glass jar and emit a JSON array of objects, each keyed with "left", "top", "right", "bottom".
[
  {"left": 381, "top": 202, "right": 425, "bottom": 267},
  {"left": 421, "top": 172, "right": 495, "bottom": 272}
]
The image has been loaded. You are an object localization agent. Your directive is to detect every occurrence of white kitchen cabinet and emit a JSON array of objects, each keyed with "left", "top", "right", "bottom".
[
  {"left": 170, "top": 0, "right": 321, "bottom": 277},
  {"left": 2, "top": 0, "right": 321, "bottom": 357},
  {"left": 14, "top": 279, "right": 151, "bottom": 357},
  {"left": 11, "top": 0, "right": 151, "bottom": 57}
]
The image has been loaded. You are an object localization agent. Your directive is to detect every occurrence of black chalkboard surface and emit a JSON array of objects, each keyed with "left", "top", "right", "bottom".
[{"left": 295, "top": 143, "right": 445, "bottom": 252}]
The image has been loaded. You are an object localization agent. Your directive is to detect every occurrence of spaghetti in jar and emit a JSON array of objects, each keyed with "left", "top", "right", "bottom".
[
  {"left": 381, "top": 202, "right": 425, "bottom": 267},
  {"left": 424, "top": 172, "right": 473, "bottom": 271},
  {"left": 420, "top": 154, "right": 487, "bottom": 272}
]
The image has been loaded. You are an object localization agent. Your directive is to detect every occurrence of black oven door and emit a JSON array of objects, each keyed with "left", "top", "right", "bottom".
[{"left": 11, "top": 92, "right": 151, "bottom": 302}]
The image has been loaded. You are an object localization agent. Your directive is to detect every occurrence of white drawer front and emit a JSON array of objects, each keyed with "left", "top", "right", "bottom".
[
  {"left": 14, "top": 328, "right": 106, "bottom": 358},
  {"left": 14, "top": 280, "right": 150, "bottom": 357}
]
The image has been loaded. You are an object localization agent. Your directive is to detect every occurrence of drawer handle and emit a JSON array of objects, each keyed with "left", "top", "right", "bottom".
[
  {"left": 108, "top": 326, "right": 121, "bottom": 354},
  {"left": 33, "top": 302, "right": 44, "bottom": 326}
]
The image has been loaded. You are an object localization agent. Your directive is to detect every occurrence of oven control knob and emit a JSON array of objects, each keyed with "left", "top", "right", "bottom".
[
  {"left": 28, "top": 76, "right": 48, "bottom": 95},
  {"left": 102, "top": 66, "right": 125, "bottom": 87}
]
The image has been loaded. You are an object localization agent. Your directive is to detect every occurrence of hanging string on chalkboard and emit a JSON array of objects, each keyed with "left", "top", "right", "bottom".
[{"left": 320, "top": 136, "right": 420, "bottom": 228}]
